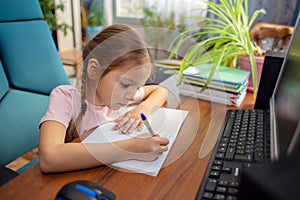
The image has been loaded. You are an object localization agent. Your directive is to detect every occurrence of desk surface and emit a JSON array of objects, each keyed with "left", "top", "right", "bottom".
[{"left": 0, "top": 93, "right": 255, "bottom": 200}]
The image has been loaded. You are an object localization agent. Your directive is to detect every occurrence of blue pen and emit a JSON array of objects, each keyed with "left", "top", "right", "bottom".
[{"left": 140, "top": 113, "right": 157, "bottom": 137}]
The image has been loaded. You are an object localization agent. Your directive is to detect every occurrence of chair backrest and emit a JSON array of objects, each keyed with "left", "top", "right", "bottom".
[
  {"left": 250, "top": 22, "right": 294, "bottom": 51},
  {"left": 0, "top": 0, "right": 70, "bottom": 167}
]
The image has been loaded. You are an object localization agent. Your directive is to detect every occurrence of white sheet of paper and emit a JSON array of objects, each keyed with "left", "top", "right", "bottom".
[{"left": 82, "top": 107, "right": 188, "bottom": 176}]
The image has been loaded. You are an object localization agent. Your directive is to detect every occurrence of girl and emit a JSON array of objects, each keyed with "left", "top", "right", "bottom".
[{"left": 39, "top": 24, "right": 169, "bottom": 173}]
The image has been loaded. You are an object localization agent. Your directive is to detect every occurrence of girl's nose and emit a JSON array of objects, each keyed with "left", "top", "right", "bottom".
[{"left": 125, "top": 90, "right": 135, "bottom": 101}]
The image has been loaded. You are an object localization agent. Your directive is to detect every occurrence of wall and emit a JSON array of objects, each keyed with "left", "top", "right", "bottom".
[{"left": 55, "top": 0, "right": 82, "bottom": 51}]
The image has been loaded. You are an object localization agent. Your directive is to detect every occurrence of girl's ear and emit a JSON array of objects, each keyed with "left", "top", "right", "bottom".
[{"left": 87, "top": 58, "right": 101, "bottom": 80}]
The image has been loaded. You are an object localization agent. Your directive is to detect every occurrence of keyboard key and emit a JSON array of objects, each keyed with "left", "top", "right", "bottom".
[
  {"left": 202, "top": 192, "right": 214, "bottom": 199},
  {"left": 226, "top": 195, "right": 237, "bottom": 200},
  {"left": 228, "top": 188, "right": 239, "bottom": 195},
  {"left": 256, "top": 139, "right": 263, "bottom": 143},
  {"left": 236, "top": 146, "right": 244, "bottom": 150},
  {"left": 233, "top": 167, "right": 240, "bottom": 177},
  {"left": 218, "top": 180, "right": 229, "bottom": 186},
  {"left": 215, "top": 153, "right": 225, "bottom": 160},
  {"left": 219, "top": 142, "right": 227, "bottom": 147},
  {"left": 229, "top": 181, "right": 240, "bottom": 188},
  {"left": 235, "top": 149, "right": 245, "bottom": 154},
  {"left": 243, "top": 163, "right": 252, "bottom": 168},
  {"left": 234, "top": 154, "right": 252, "bottom": 162},
  {"left": 213, "top": 161, "right": 223, "bottom": 166},
  {"left": 216, "top": 186, "right": 227, "bottom": 193},
  {"left": 221, "top": 167, "right": 232, "bottom": 174},
  {"left": 244, "top": 149, "right": 252, "bottom": 154},
  {"left": 209, "top": 171, "right": 220, "bottom": 179},
  {"left": 224, "top": 115, "right": 234, "bottom": 137},
  {"left": 228, "top": 142, "right": 236, "bottom": 147},
  {"left": 212, "top": 165, "right": 221, "bottom": 171},
  {"left": 230, "top": 135, "right": 238, "bottom": 139},
  {"left": 229, "top": 139, "right": 237, "bottom": 143},
  {"left": 255, "top": 147, "right": 264, "bottom": 152},
  {"left": 218, "top": 147, "right": 226, "bottom": 153},
  {"left": 246, "top": 143, "right": 254, "bottom": 148},
  {"left": 205, "top": 179, "right": 217, "bottom": 192},
  {"left": 225, "top": 147, "right": 235, "bottom": 160},
  {"left": 254, "top": 152, "right": 264, "bottom": 162},
  {"left": 221, "top": 137, "right": 229, "bottom": 142},
  {"left": 214, "top": 194, "right": 225, "bottom": 200},
  {"left": 255, "top": 143, "right": 264, "bottom": 148}
]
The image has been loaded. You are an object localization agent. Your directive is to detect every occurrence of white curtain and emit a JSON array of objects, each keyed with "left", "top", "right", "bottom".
[{"left": 145, "top": 0, "right": 207, "bottom": 29}]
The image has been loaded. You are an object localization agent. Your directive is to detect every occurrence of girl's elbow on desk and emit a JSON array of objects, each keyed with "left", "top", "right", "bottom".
[{"left": 39, "top": 151, "right": 62, "bottom": 173}]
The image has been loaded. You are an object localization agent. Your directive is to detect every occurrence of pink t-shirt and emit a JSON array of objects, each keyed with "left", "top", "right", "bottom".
[{"left": 40, "top": 85, "right": 144, "bottom": 136}]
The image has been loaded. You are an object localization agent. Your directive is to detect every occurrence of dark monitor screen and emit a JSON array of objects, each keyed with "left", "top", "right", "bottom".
[{"left": 273, "top": 12, "right": 300, "bottom": 156}]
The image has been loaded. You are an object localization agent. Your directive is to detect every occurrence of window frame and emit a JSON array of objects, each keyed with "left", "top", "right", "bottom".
[{"left": 112, "top": 0, "right": 144, "bottom": 26}]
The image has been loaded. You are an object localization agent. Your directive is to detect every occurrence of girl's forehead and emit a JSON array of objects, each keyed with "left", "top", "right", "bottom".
[{"left": 108, "top": 64, "right": 152, "bottom": 80}]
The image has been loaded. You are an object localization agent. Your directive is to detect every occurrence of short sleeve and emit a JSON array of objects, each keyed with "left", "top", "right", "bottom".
[
  {"left": 133, "top": 87, "right": 145, "bottom": 102},
  {"left": 39, "top": 85, "right": 78, "bottom": 128}
]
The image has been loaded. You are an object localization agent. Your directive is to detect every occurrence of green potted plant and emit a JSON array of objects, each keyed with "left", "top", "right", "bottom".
[
  {"left": 39, "top": 0, "right": 72, "bottom": 36},
  {"left": 86, "top": 1, "right": 104, "bottom": 40},
  {"left": 170, "top": 0, "right": 266, "bottom": 96}
]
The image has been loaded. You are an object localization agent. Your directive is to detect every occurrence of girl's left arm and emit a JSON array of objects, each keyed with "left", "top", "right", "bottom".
[
  {"left": 115, "top": 85, "right": 168, "bottom": 133},
  {"left": 139, "top": 85, "right": 168, "bottom": 112}
]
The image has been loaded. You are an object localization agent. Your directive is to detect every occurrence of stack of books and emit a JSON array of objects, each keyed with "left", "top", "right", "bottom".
[{"left": 179, "top": 64, "right": 250, "bottom": 107}]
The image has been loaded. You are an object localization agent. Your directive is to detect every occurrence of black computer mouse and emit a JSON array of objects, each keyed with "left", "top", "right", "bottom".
[{"left": 55, "top": 180, "right": 116, "bottom": 200}]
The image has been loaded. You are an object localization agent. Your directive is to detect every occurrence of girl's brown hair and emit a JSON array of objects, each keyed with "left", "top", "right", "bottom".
[{"left": 65, "top": 24, "right": 153, "bottom": 142}]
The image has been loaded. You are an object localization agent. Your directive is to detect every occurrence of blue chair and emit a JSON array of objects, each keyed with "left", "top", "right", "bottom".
[{"left": 0, "top": 0, "right": 70, "bottom": 185}]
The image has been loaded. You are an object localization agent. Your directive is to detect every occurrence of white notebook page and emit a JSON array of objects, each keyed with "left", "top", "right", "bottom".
[{"left": 82, "top": 107, "right": 188, "bottom": 176}]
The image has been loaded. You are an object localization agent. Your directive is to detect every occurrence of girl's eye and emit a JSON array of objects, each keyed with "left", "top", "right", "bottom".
[{"left": 120, "top": 82, "right": 131, "bottom": 88}]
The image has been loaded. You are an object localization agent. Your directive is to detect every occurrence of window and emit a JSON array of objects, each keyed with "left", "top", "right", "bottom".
[
  {"left": 113, "top": 0, "right": 144, "bottom": 26},
  {"left": 113, "top": 0, "right": 207, "bottom": 27},
  {"left": 111, "top": 0, "right": 208, "bottom": 59},
  {"left": 115, "top": 0, "right": 144, "bottom": 18}
]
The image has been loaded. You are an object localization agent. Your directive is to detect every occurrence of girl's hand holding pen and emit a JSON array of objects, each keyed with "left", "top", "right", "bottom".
[
  {"left": 114, "top": 109, "right": 170, "bottom": 161},
  {"left": 125, "top": 135, "right": 169, "bottom": 161}
]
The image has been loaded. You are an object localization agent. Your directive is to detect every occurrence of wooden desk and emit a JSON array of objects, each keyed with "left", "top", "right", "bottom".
[{"left": 0, "top": 93, "right": 255, "bottom": 200}]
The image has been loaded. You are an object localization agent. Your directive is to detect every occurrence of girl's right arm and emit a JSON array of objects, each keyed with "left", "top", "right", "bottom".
[{"left": 39, "top": 120, "right": 169, "bottom": 173}]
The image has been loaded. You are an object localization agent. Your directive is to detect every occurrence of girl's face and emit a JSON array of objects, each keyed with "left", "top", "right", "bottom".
[{"left": 94, "top": 63, "right": 151, "bottom": 110}]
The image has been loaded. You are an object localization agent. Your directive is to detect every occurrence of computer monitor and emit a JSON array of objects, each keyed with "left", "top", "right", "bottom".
[
  {"left": 270, "top": 12, "right": 300, "bottom": 160},
  {"left": 254, "top": 50, "right": 284, "bottom": 110}
]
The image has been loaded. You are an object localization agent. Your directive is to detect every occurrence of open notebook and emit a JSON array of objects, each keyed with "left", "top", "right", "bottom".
[{"left": 82, "top": 108, "right": 188, "bottom": 176}]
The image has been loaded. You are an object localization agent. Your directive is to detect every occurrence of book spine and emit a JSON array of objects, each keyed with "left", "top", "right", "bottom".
[
  {"left": 179, "top": 84, "right": 247, "bottom": 107},
  {"left": 183, "top": 74, "right": 246, "bottom": 86},
  {"left": 179, "top": 83, "right": 239, "bottom": 99}
]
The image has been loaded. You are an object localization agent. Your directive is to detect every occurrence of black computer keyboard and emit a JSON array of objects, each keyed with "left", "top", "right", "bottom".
[{"left": 196, "top": 109, "right": 270, "bottom": 200}]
